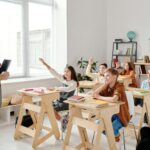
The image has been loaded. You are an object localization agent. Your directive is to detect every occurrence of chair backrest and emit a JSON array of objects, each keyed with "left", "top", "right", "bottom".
[{"left": 125, "top": 91, "right": 135, "bottom": 116}]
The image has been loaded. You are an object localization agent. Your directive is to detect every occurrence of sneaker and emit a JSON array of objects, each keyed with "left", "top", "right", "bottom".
[
  {"left": 115, "top": 135, "right": 120, "bottom": 142},
  {"left": 61, "top": 114, "right": 69, "bottom": 132}
]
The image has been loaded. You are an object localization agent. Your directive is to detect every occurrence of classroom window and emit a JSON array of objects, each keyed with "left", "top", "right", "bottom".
[{"left": 0, "top": 0, "right": 67, "bottom": 78}]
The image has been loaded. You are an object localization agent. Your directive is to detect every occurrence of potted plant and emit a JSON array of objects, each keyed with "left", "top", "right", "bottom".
[{"left": 77, "top": 57, "right": 97, "bottom": 92}]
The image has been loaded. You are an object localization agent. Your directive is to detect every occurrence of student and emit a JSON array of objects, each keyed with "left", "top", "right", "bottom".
[
  {"left": 115, "top": 61, "right": 123, "bottom": 73},
  {"left": 86, "top": 57, "right": 107, "bottom": 84},
  {"left": 136, "top": 127, "right": 150, "bottom": 150},
  {"left": 39, "top": 58, "right": 78, "bottom": 119},
  {"left": 93, "top": 68, "right": 130, "bottom": 142},
  {"left": 120, "top": 62, "right": 137, "bottom": 87}
]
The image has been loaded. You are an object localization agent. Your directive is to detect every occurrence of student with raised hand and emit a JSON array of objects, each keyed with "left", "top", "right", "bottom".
[
  {"left": 93, "top": 68, "right": 130, "bottom": 142},
  {"left": 86, "top": 57, "right": 107, "bottom": 84},
  {"left": 120, "top": 62, "right": 137, "bottom": 87},
  {"left": 39, "top": 58, "right": 78, "bottom": 119}
]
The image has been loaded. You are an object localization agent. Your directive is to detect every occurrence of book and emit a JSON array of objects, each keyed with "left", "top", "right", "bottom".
[
  {"left": 68, "top": 95, "right": 85, "bottom": 102},
  {"left": 0, "top": 59, "right": 11, "bottom": 73},
  {"left": 93, "top": 100, "right": 109, "bottom": 108},
  {"left": 140, "top": 65, "right": 146, "bottom": 74}
]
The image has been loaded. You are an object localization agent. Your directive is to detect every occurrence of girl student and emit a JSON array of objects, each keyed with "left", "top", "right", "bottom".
[{"left": 39, "top": 58, "right": 78, "bottom": 120}]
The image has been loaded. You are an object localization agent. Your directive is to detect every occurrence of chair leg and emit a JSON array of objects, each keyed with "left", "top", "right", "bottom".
[
  {"left": 123, "top": 130, "right": 126, "bottom": 150},
  {"left": 91, "top": 132, "right": 95, "bottom": 144}
]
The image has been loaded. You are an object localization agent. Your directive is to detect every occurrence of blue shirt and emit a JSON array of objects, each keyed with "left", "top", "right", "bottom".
[{"left": 141, "top": 80, "right": 150, "bottom": 90}]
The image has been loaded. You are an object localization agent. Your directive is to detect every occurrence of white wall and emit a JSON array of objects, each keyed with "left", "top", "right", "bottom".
[
  {"left": 67, "top": 0, "right": 107, "bottom": 70},
  {"left": 107, "top": 0, "right": 150, "bottom": 66},
  {"left": 1, "top": 0, "right": 107, "bottom": 97},
  {"left": 1, "top": 78, "right": 59, "bottom": 97}
]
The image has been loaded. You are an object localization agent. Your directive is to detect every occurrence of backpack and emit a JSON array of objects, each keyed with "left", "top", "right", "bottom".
[{"left": 15, "top": 115, "right": 33, "bottom": 127}]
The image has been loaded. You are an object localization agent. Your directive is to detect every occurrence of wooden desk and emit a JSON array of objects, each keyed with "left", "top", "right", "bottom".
[
  {"left": 14, "top": 88, "right": 60, "bottom": 148},
  {"left": 79, "top": 81, "right": 97, "bottom": 89},
  {"left": 127, "top": 88, "right": 150, "bottom": 139},
  {"left": 118, "top": 76, "right": 132, "bottom": 89},
  {"left": 63, "top": 96, "right": 122, "bottom": 150}
]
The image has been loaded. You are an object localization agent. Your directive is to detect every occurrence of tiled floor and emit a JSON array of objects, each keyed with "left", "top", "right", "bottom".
[{"left": 0, "top": 119, "right": 138, "bottom": 150}]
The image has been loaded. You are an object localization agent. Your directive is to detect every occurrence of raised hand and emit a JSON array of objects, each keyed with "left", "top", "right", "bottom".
[
  {"left": 88, "top": 57, "right": 94, "bottom": 65},
  {"left": 39, "top": 58, "right": 45, "bottom": 64},
  {"left": 39, "top": 58, "right": 51, "bottom": 70}
]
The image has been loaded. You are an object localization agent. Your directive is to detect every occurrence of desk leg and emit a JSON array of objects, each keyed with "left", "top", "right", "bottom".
[
  {"left": 102, "top": 109, "right": 117, "bottom": 150},
  {"left": 32, "top": 106, "right": 45, "bottom": 148},
  {"left": 14, "top": 95, "right": 32, "bottom": 139},
  {"left": 43, "top": 96, "right": 60, "bottom": 140},
  {"left": 73, "top": 107, "right": 90, "bottom": 150},
  {"left": 63, "top": 109, "right": 73, "bottom": 150}
]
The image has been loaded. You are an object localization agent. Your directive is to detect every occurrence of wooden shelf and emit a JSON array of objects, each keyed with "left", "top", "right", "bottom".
[
  {"left": 134, "top": 62, "right": 150, "bottom": 65},
  {"left": 139, "top": 74, "right": 148, "bottom": 76}
]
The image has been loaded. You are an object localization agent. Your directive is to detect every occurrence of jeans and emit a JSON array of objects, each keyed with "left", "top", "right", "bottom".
[{"left": 112, "top": 115, "right": 123, "bottom": 137}]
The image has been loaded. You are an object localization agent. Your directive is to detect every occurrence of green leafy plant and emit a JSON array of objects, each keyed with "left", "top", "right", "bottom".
[{"left": 77, "top": 57, "right": 97, "bottom": 92}]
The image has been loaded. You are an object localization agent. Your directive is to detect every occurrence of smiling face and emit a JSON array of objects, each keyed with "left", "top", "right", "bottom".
[
  {"left": 104, "top": 71, "right": 117, "bottom": 85},
  {"left": 64, "top": 68, "right": 72, "bottom": 80}
]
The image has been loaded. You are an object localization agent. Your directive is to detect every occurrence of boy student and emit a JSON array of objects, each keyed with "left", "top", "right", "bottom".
[
  {"left": 39, "top": 58, "right": 78, "bottom": 120},
  {"left": 86, "top": 57, "right": 107, "bottom": 84},
  {"left": 93, "top": 68, "right": 130, "bottom": 142}
]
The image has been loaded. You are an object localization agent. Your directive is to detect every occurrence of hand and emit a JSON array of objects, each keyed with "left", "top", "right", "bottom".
[
  {"left": 92, "top": 93, "right": 100, "bottom": 100},
  {"left": 39, "top": 58, "right": 45, "bottom": 64},
  {"left": 0, "top": 72, "right": 9, "bottom": 80},
  {"left": 39, "top": 58, "right": 51, "bottom": 70},
  {"left": 47, "top": 87, "right": 55, "bottom": 91},
  {"left": 88, "top": 57, "right": 94, "bottom": 65}
]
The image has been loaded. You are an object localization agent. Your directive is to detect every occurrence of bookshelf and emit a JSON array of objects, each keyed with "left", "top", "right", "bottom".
[
  {"left": 134, "top": 62, "right": 150, "bottom": 76},
  {"left": 111, "top": 41, "right": 137, "bottom": 67}
]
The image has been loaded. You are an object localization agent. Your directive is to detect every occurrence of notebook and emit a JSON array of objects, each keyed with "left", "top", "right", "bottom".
[
  {"left": 68, "top": 95, "right": 85, "bottom": 102},
  {"left": 0, "top": 59, "right": 11, "bottom": 73},
  {"left": 93, "top": 100, "right": 109, "bottom": 108}
]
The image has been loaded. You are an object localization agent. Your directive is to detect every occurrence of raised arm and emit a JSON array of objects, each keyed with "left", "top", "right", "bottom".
[
  {"left": 39, "top": 58, "right": 64, "bottom": 82},
  {"left": 86, "top": 58, "right": 97, "bottom": 80}
]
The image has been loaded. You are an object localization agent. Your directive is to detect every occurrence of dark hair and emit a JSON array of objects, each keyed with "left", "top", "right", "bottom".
[
  {"left": 100, "top": 63, "right": 107, "bottom": 68},
  {"left": 105, "top": 68, "right": 119, "bottom": 77},
  {"left": 64, "top": 65, "right": 79, "bottom": 86},
  {"left": 120, "top": 62, "right": 134, "bottom": 75}
]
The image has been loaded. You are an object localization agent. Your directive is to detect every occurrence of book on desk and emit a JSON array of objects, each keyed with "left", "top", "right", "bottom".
[{"left": 68, "top": 95, "right": 85, "bottom": 102}]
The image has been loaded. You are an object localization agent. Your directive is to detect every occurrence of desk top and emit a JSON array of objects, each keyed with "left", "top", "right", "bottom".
[
  {"left": 79, "top": 81, "right": 97, "bottom": 89},
  {"left": 127, "top": 87, "right": 150, "bottom": 98},
  {"left": 118, "top": 76, "right": 132, "bottom": 83},
  {"left": 65, "top": 96, "right": 123, "bottom": 110},
  {"left": 17, "top": 87, "right": 60, "bottom": 96},
  {"left": 79, "top": 76, "right": 132, "bottom": 89}
]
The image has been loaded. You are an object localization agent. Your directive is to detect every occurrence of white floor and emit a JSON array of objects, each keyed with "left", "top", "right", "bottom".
[{"left": 0, "top": 119, "right": 137, "bottom": 150}]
